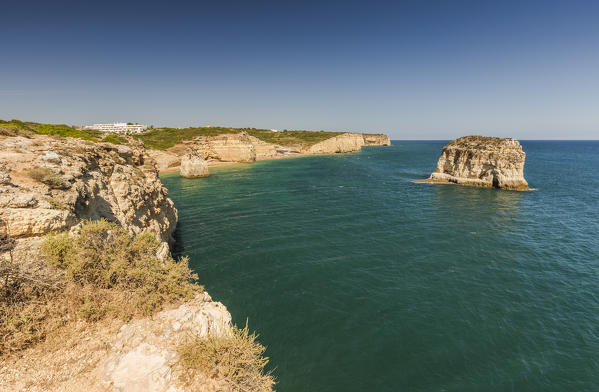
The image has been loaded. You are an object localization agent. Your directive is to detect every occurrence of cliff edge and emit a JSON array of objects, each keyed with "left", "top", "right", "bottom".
[
  {"left": 0, "top": 134, "right": 273, "bottom": 392},
  {"left": 419, "top": 136, "right": 529, "bottom": 190}
]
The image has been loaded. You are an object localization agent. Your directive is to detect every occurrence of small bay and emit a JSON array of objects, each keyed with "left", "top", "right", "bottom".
[{"left": 162, "top": 141, "right": 599, "bottom": 391}]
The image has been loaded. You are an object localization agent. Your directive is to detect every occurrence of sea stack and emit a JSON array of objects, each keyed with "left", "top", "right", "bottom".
[
  {"left": 180, "top": 153, "right": 210, "bottom": 178},
  {"left": 420, "top": 136, "right": 529, "bottom": 190}
]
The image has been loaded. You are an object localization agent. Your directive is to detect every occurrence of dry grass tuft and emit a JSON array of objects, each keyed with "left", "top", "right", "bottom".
[
  {"left": 42, "top": 219, "right": 200, "bottom": 320},
  {"left": 28, "top": 167, "right": 69, "bottom": 189},
  {"left": 1, "top": 219, "right": 201, "bottom": 355},
  {"left": 178, "top": 321, "right": 275, "bottom": 392}
]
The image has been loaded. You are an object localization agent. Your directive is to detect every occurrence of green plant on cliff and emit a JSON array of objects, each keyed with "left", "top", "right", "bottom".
[
  {"left": 0, "top": 119, "right": 102, "bottom": 141},
  {"left": 28, "top": 167, "right": 69, "bottom": 189},
  {"left": 178, "top": 321, "right": 274, "bottom": 392},
  {"left": 1, "top": 219, "right": 200, "bottom": 354},
  {"left": 42, "top": 219, "right": 200, "bottom": 318}
]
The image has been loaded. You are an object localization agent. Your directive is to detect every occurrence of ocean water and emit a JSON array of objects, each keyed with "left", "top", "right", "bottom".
[{"left": 161, "top": 141, "right": 599, "bottom": 392}]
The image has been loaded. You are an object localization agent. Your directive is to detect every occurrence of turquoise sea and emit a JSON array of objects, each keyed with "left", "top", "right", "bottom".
[{"left": 162, "top": 141, "right": 599, "bottom": 391}]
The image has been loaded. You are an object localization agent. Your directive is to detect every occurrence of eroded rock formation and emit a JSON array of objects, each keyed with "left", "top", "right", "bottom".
[
  {"left": 305, "top": 132, "right": 365, "bottom": 154},
  {"left": 420, "top": 136, "right": 529, "bottom": 190},
  {"left": 362, "top": 133, "right": 391, "bottom": 146},
  {"left": 180, "top": 153, "right": 210, "bottom": 178},
  {"left": 0, "top": 134, "right": 257, "bottom": 392},
  {"left": 193, "top": 132, "right": 256, "bottom": 163}
]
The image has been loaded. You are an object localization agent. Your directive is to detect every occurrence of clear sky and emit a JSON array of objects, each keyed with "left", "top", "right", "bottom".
[{"left": 1, "top": 0, "right": 598, "bottom": 139}]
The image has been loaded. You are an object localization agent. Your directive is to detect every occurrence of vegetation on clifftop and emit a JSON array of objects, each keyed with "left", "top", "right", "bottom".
[
  {"left": 178, "top": 322, "right": 274, "bottom": 391},
  {"left": 133, "top": 126, "right": 344, "bottom": 150},
  {"left": 1, "top": 219, "right": 199, "bottom": 354}
]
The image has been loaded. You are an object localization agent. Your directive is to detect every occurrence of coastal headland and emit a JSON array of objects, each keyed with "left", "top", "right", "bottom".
[{"left": 0, "top": 119, "right": 390, "bottom": 391}]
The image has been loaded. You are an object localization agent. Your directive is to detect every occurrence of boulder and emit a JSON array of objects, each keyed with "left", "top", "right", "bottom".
[{"left": 179, "top": 154, "right": 210, "bottom": 178}]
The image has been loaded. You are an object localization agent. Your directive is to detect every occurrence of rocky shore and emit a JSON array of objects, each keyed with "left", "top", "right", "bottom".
[
  {"left": 0, "top": 123, "right": 389, "bottom": 391},
  {"left": 0, "top": 134, "right": 259, "bottom": 391},
  {"left": 149, "top": 132, "right": 391, "bottom": 176},
  {"left": 418, "top": 136, "right": 529, "bottom": 190}
]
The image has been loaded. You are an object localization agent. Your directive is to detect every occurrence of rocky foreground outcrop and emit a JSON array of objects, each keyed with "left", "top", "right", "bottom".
[
  {"left": 194, "top": 132, "right": 257, "bottom": 163},
  {"left": 304, "top": 133, "right": 365, "bottom": 154},
  {"left": 0, "top": 136, "right": 177, "bottom": 246},
  {"left": 419, "top": 136, "right": 529, "bottom": 190},
  {"left": 0, "top": 134, "right": 254, "bottom": 391},
  {"left": 362, "top": 133, "right": 391, "bottom": 146},
  {"left": 1, "top": 292, "right": 234, "bottom": 392}
]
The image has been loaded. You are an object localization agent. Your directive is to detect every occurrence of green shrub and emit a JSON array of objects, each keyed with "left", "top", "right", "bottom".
[
  {"left": 28, "top": 167, "right": 69, "bottom": 189},
  {"left": 42, "top": 219, "right": 200, "bottom": 319},
  {"left": 0, "top": 119, "right": 101, "bottom": 141},
  {"left": 44, "top": 197, "right": 67, "bottom": 210},
  {"left": 102, "top": 134, "right": 128, "bottom": 145},
  {"left": 178, "top": 321, "right": 274, "bottom": 392}
]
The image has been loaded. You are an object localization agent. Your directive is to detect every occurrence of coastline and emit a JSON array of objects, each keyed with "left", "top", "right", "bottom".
[{"left": 157, "top": 150, "right": 366, "bottom": 174}]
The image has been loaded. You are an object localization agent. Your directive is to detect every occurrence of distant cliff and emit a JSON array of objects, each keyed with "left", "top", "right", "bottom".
[
  {"left": 419, "top": 136, "right": 529, "bottom": 190},
  {"left": 148, "top": 131, "right": 392, "bottom": 173}
]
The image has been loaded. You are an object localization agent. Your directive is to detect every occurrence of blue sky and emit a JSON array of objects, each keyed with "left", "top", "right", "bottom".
[{"left": 1, "top": 0, "right": 598, "bottom": 139}]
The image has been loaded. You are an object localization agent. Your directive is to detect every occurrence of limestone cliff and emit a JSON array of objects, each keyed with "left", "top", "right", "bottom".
[
  {"left": 180, "top": 153, "right": 210, "bottom": 178},
  {"left": 362, "top": 133, "right": 391, "bottom": 146},
  {"left": 304, "top": 132, "right": 365, "bottom": 154},
  {"left": 420, "top": 136, "right": 529, "bottom": 190},
  {"left": 193, "top": 132, "right": 256, "bottom": 163}
]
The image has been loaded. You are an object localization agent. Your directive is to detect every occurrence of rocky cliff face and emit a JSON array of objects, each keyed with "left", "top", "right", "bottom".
[
  {"left": 193, "top": 132, "right": 256, "bottom": 163},
  {"left": 362, "top": 134, "right": 391, "bottom": 146},
  {"left": 0, "top": 136, "right": 177, "bottom": 245},
  {"left": 180, "top": 153, "right": 210, "bottom": 178},
  {"left": 421, "top": 136, "right": 529, "bottom": 190},
  {"left": 304, "top": 133, "right": 366, "bottom": 154}
]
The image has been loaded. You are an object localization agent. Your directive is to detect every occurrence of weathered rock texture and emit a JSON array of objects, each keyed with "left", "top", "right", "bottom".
[
  {"left": 304, "top": 133, "right": 366, "bottom": 154},
  {"left": 362, "top": 133, "right": 391, "bottom": 146},
  {"left": 421, "top": 136, "right": 529, "bottom": 190},
  {"left": 0, "top": 292, "right": 235, "bottom": 392},
  {"left": 149, "top": 132, "right": 391, "bottom": 171},
  {"left": 147, "top": 149, "right": 182, "bottom": 170},
  {"left": 180, "top": 153, "right": 210, "bottom": 178},
  {"left": 0, "top": 134, "right": 254, "bottom": 392},
  {"left": 193, "top": 132, "right": 256, "bottom": 163},
  {"left": 0, "top": 136, "right": 177, "bottom": 244}
]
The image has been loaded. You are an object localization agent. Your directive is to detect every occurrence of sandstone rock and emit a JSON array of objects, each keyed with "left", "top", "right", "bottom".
[
  {"left": 0, "top": 135, "right": 178, "bottom": 244},
  {"left": 0, "top": 171, "right": 11, "bottom": 185},
  {"left": 180, "top": 153, "right": 210, "bottom": 178},
  {"left": 305, "top": 132, "right": 365, "bottom": 154},
  {"left": 0, "top": 293, "right": 236, "bottom": 392},
  {"left": 362, "top": 133, "right": 391, "bottom": 146},
  {"left": 193, "top": 132, "right": 256, "bottom": 163},
  {"left": 421, "top": 135, "right": 530, "bottom": 190},
  {"left": 40, "top": 150, "right": 62, "bottom": 164},
  {"left": 247, "top": 135, "right": 279, "bottom": 159}
]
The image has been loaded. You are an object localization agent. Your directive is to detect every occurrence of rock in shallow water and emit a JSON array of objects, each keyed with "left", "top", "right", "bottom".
[
  {"left": 420, "top": 135, "right": 530, "bottom": 190},
  {"left": 179, "top": 153, "right": 210, "bottom": 178}
]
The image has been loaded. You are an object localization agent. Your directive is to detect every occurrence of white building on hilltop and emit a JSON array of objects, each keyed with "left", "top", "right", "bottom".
[{"left": 83, "top": 122, "right": 147, "bottom": 134}]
